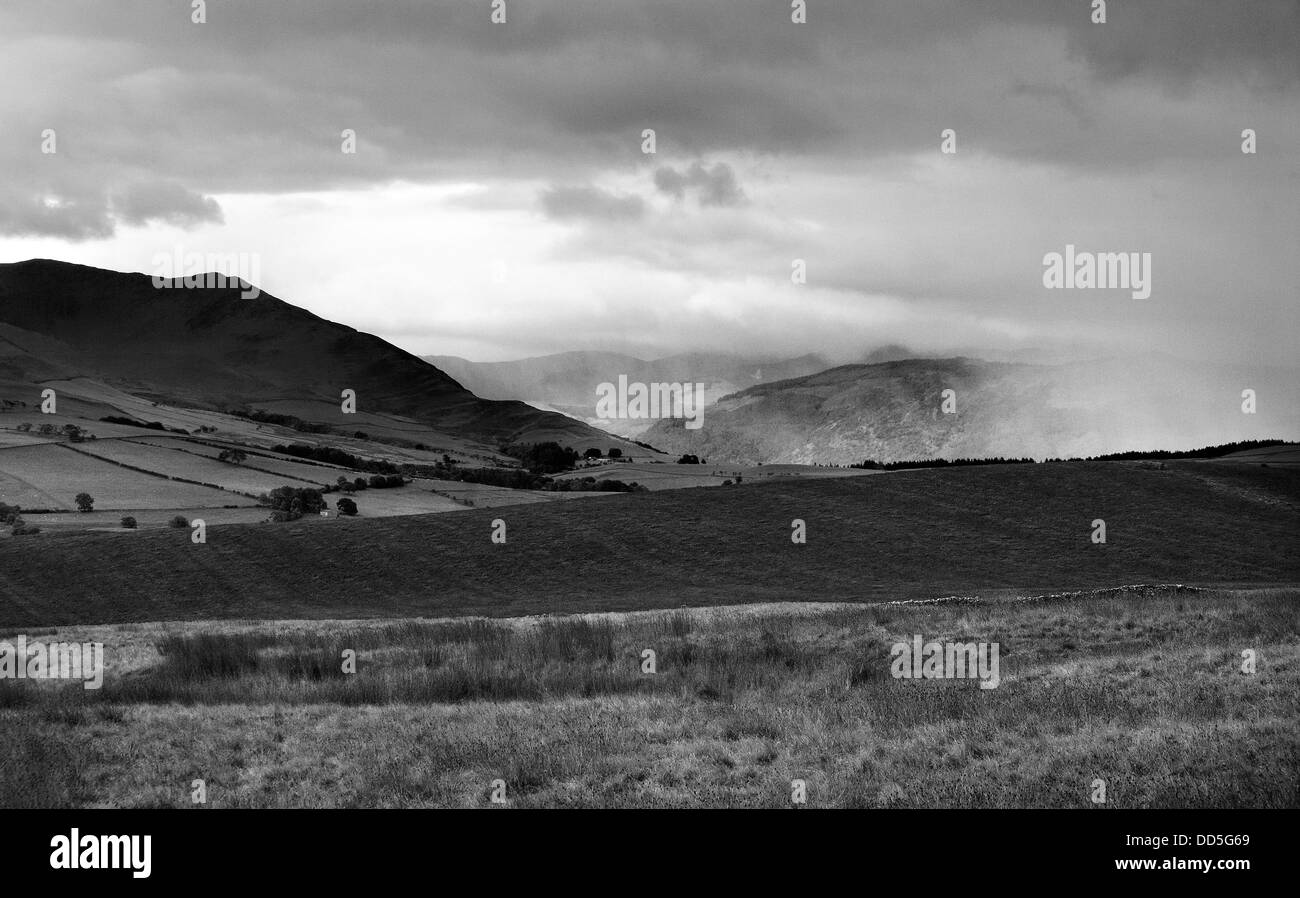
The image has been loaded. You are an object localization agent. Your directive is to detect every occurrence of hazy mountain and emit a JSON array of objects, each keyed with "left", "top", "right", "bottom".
[
  {"left": 859, "top": 344, "right": 915, "bottom": 364},
  {"left": 424, "top": 349, "right": 833, "bottom": 437},
  {"left": 643, "top": 356, "right": 1300, "bottom": 465},
  {"left": 0, "top": 260, "right": 638, "bottom": 451}
]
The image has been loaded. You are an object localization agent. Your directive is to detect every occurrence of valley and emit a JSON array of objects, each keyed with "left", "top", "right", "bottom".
[{"left": 0, "top": 259, "right": 1295, "bottom": 811}]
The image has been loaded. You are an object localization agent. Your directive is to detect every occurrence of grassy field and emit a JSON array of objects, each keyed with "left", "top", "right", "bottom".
[
  {"left": 549, "top": 462, "right": 875, "bottom": 492},
  {"left": 126, "top": 437, "right": 349, "bottom": 484},
  {"left": 418, "top": 477, "right": 618, "bottom": 509},
  {"left": 37, "top": 378, "right": 253, "bottom": 435},
  {"left": 551, "top": 464, "right": 734, "bottom": 490},
  {"left": 1, "top": 451, "right": 1295, "bottom": 810},
  {"left": 71, "top": 439, "right": 321, "bottom": 495},
  {"left": 16, "top": 507, "right": 275, "bottom": 533},
  {"left": 249, "top": 399, "right": 529, "bottom": 461},
  {"left": 0, "top": 443, "right": 247, "bottom": 511},
  {"left": 335, "top": 483, "right": 468, "bottom": 516},
  {"left": 1, "top": 460, "right": 1295, "bottom": 627},
  {"left": 1, "top": 585, "right": 1294, "bottom": 808}
]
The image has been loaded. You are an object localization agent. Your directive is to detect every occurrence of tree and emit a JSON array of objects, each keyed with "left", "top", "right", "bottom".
[
  {"left": 336, "top": 497, "right": 358, "bottom": 516},
  {"left": 120, "top": 516, "right": 137, "bottom": 529},
  {"left": 267, "top": 486, "right": 326, "bottom": 521},
  {"left": 218, "top": 448, "right": 248, "bottom": 465},
  {"left": 75, "top": 492, "right": 94, "bottom": 513},
  {"left": 15, "top": 422, "right": 31, "bottom": 432},
  {"left": 608, "top": 448, "right": 622, "bottom": 459},
  {"left": 676, "top": 454, "right": 701, "bottom": 465},
  {"left": 504, "top": 441, "right": 581, "bottom": 474},
  {"left": 584, "top": 448, "right": 602, "bottom": 459},
  {"left": 169, "top": 515, "right": 189, "bottom": 528}
]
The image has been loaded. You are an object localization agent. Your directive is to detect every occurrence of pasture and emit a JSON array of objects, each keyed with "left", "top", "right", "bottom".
[
  {"left": 0, "top": 443, "right": 244, "bottom": 511},
  {"left": 1, "top": 460, "right": 1295, "bottom": 627},
  {"left": 126, "top": 437, "right": 349, "bottom": 484},
  {"left": 1, "top": 586, "right": 1294, "bottom": 808},
  {"left": 71, "top": 439, "right": 318, "bottom": 496}
]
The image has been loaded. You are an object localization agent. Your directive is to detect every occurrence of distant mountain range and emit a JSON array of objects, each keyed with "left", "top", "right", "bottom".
[
  {"left": 640, "top": 356, "right": 1300, "bottom": 464},
  {"left": 4, "top": 260, "right": 1293, "bottom": 467},
  {"left": 425, "top": 350, "right": 834, "bottom": 437},
  {"left": 0, "top": 260, "right": 640, "bottom": 454}
]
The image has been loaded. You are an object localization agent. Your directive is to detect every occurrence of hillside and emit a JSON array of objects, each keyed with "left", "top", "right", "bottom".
[
  {"left": 643, "top": 356, "right": 1300, "bottom": 465},
  {"left": 1, "top": 460, "right": 1295, "bottom": 626},
  {"left": 0, "top": 260, "right": 639, "bottom": 454}
]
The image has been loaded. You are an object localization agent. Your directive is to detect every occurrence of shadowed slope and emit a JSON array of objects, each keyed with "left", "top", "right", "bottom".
[
  {"left": 0, "top": 461, "right": 1296, "bottom": 626},
  {"left": 0, "top": 259, "right": 632, "bottom": 447}
]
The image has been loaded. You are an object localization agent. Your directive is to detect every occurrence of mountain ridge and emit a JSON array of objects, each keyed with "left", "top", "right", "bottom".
[
  {"left": 642, "top": 355, "right": 1300, "bottom": 465},
  {"left": 0, "top": 259, "right": 639, "bottom": 451},
  {"left": 424, "top": 348, "right": 837, "bottom": 437}
]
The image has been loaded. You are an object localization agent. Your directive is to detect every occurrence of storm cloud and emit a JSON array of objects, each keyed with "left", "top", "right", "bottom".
[
  {"left": 540, "top": 185, "right": 645, "bottom": 221},
  {"left": 0, "top": 1, "right": 1295, "bottom": 368},
  {"left": 654, "top": 162, "right": 746, "bottom": 207}
]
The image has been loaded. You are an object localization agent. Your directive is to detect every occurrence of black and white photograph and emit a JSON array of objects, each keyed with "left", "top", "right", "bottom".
[{"left": 0, "top": 0, "right": 1295, "bottom": 879}]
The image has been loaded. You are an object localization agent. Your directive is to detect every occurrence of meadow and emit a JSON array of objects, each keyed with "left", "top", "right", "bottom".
[
  {"left": 1, "top": 456, "right": 1294, "bottom": 809},
  {"left": 1, "top": 460, "right": 1295, "bottom": 626},
  {"left": 0, "top": 443, "right": 245, "bottom": 510},
  {"left": 551, "top": 463, "right": 879, "bottom": 491},
  {"left": 1, "top": 586, "right": 1294, "bottom": 808},
  {"left": 127, "top": 436, "right": 348, "bottom": 484},
  {"left": 71, "top": 439, "right": 320, "bottom": 496}
]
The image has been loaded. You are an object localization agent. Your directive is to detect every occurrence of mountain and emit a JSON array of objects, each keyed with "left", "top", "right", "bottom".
[
  {"left": 642, "top": 356, "right": 1300, "bottom": 465},
  {"left": 0, "top": 259, "right": 641, "bottom": 453},
  {"left": 424, "top": 349, "right": 833, "bottom": 437},
  {"left": 859, "top": 343, "right": 915, "bottom": 364}
]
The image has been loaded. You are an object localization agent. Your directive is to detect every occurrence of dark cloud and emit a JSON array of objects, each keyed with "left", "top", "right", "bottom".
[
  {"left": 539, "top": 185, "right": 644, "bottom": 221},
  {"left": 1, "top": 0, "right": 1294, "bottom": 217},
  {"left": 0, "top": 189, "right": 113, "bottom": 241},
  {"left": 1042, "top": 0, "right": 1300, "bottom": 90},
  {"left": 0, "top": 179, "right": 222, "bottom": 240},
  {"left": 112, "top": 181, "right": 224, "bottom": 227},
  {"left": 0, "top": 0, "right": 1295, "bottom": 370},
  {"left": 654, "top": 162, "right": 746, "bottom": 207}
]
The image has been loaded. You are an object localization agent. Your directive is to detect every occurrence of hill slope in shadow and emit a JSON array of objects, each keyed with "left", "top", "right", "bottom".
[
  {"left": 1, "top": 460, "right": 1295, "bottom": 626},
  {"left": 0, "top": 259, "right": 635, "bottom": 450}
]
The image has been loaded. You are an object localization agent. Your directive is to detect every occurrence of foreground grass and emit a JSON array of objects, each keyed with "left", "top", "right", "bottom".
[{"left": 1, "top": 586, "right": 1296, "bottom": 808}]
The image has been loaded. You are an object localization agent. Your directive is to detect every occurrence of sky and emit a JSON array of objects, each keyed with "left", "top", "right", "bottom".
[{"left": 0, "top": 0, "right": 1296, "bottom": 365}]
